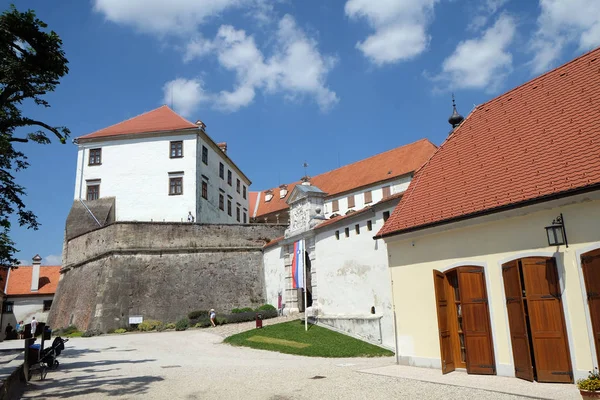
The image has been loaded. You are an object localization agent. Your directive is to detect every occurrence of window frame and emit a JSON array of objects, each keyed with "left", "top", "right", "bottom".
[
  {"left": 169, "top": 177, "right": 183, "bottom": 196},
  {"left": 243, "top": 212, "right": 247, "bottom": 224},
  {"left": 364, "top": 190, "right": 372, "bottom": 204},
  {"left": 355, "top": 224, "right": 360, "bottom": 234},
  {"left": 243, "top": 185, "right": 247, "bottom": 199},
  {"left": 227, "top": 170, "right": 232, "bottom": 186},
  {"left": 202, "top": 181, "right": 208, "bottom": 200},
  {"left": 345, "top": 227, "right": 350, "bottom": 238},
  {"left": 367, "top": 220, "right": 373, "bottom": 231},
  {"left": 202, "top": 145, "right": 208, "bottom": 165},
  {"left": 236, "top": 207, "right": 240, "bottom": 222},
  {"left": 219, "top": 163, "right": 224, "bottom": 179},
  {"left": 335, "top": 230, "right": 340, "bottom": 240},
  {"left": 2, "top": 301, "right": 14, "bottom": 313},
  {"left": 219, "top": 194, "right": 225, "bottom": 211},
  {"left": 382, "top": 185, "right": 391, "bottom": 198},
  {"left": 383, "top": 211, "right": 390, "bottom": 222},
  {"left": 86, "top": 184, "right": 100, "bottom": 201},
  {"left": 88, "top": 148, "right": 102, "bottom": 166},
  {"left": 227, "top": 199, "right": 232, "bottom": 216},
  {"left": 236, "top": 179, "right": 241, "bottom": 194},
  {"left": 170, "top": 141, "right": 183, "bottom": 158},
  {"left": 347, "top": 195, "right": 355, "bottom": 208}
]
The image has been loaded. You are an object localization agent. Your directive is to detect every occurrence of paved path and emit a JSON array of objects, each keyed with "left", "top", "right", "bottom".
[{"left": 17, "top": 327, "right": 580, "bottom": 400}]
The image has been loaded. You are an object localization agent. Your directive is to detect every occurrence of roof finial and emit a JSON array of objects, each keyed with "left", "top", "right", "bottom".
[{"left": 448, "top": 93, "right": 464, "bottom": 130}]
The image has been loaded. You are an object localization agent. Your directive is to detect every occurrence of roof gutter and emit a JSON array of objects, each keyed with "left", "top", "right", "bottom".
[{"left": 376, "top": 183, "right": 600, "bottom": 240}]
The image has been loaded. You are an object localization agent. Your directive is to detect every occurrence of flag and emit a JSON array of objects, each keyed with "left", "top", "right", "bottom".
[{"left": 292, "top": 240, "right": 304, "bottom": 289}]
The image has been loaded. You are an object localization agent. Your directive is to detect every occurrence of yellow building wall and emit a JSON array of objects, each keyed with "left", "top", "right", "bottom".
[{"left": 386, "top": 196, "right": 600, "bottom": 379}]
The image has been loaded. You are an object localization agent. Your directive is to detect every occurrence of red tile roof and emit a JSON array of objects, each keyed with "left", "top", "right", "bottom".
[
  {"left": 5, "top": 266, "right": 61, "bottom": 296},
  {"left": 378, "top": 47, "right": 600, "bottom": 237},
  {"left": 79, "top": 105, "right": 198, "bottom": 140},
  {"left": 250, "top": 139, "right": 437, "bottom": 218}
]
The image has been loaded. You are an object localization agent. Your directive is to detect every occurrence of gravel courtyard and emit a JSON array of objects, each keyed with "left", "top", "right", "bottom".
[{"left": 19, "top": 326, "right": 577, "bottom": 400}]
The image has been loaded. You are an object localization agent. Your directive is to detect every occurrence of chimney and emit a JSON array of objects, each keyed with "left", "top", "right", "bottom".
[
  {"left": 31, "top": 254, "right": 42, "bottom": 292},
  {"left": 217, "top": 142, "right": 227, "bottom": 154},
  {"left": 195, "top": 120, "right": 206, "bottom": 131}
]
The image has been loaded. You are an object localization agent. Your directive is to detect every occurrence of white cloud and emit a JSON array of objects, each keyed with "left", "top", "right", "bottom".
[
  {"left": 344, "top": 0, "right": 438, "bottom": 65},
  {"left": 530, "top": 0, "right": 600, "bottom": 74},
  {"left": 162, "top": 79, "right": 210, "bottom": 117},
  {"left": 432, "top": 14, "right": 516, "bottom": 92},
  {"left": 43, "top": 254, "right": 62, "bottom": 265},
  {"left": 93, "top": 0, "right": 253, "bottom": 35},
  {"left": 468, "top": 0, "right": 509, "bottom": 31},
  {"left": 180, "top": 15, "right": 338, "bottom": 112}
]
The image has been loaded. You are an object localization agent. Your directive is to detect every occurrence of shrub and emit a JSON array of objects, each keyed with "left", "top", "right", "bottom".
[
  {"left": 216, "top": 317, "right": 227, "bottom": 326},
  {"left": 188, "top": 310, "right": 208, "bottom": 320},
  {"left": 82, "top": 329, "right": 102, "bottom": 338},
  {"left": 231, "top": 307, "right": 254, "bottom": 314},
  {"left": 578, "top": 368, "right": 600, "bottom": 392},
  {"left": 54, "top": 325, "right": 79, "bottom": 336},
  {"left": 175, "top": 318, "right": 189, "bottom": 331},
  {"left": 114, "top": 328, "right": 127, "bottom": 334},
  {"left": 255, "top": 304, "right": 276, "bottom": 312},
  {"left": 165, "top": 323, "right": 176, "bottom": 330},
  {"left": 66, "top": 331, "right": 84, "bottom": 338},
  {"left": 138, "top": 320, "right": 162, "bottom": 332},
  {"left": 194, "top": 319, "right": 211, "bottom": 328},
  {"left": 224, "top": 309, "right": 278, "bottom": 324}
]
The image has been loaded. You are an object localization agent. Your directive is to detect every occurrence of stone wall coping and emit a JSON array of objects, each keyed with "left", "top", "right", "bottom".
[{"left": 316, "top": 314, "right": 384, "bottom": 321}]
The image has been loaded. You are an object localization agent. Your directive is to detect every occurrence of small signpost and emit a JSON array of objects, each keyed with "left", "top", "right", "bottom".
[{"left": 128, "top": 315, "right": 143, "bottom": 325}]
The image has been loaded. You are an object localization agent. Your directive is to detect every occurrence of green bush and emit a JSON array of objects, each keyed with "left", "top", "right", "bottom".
[
  {"left": 138, "top": 320, "right": 162, "bottom": 332},
  {"left": 55, "top": 325, "right": 79, "bottom": 336},
  {"left": 66, "top": 331, "right": 84, "bottom": 338},
  {"left": 194, "top": 319, "right": 211, "bottom": 328},
  {"left": 225, "top": 309, "right": 278, "bottom": 324},
  {"left": 82, "top": 329, "right": 102, "bottom": 338},
  {"left": 114, "top": 328, "right": 127, "bottom": 334},
  {"left": 188, "top": 310, "right": 208, "bottom": 320},
  {"left": 175, "top": 318, "right": 189, "bottom": 331},
  {"left": 231, "top": 307, "right": 254, "bottom": 314},
  {"left": 255, "top": 304, "right": 276, "bottom": 312},
  {"left": 165, "top": 323, "right": 176, "bottom": 330}
]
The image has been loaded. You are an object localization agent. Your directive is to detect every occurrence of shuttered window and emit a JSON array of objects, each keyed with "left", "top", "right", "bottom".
[
  {"left": 347, "top": 195, "right": 355, "bottom": 208},
  {"left": 382, "top": 186, "right": 391, "bottom": 198},
  {"left": 332, "top": 200, "right": 339, "bottom": 212},
  {"left": 364, "top": 191, "right": 372, "bottom": 204}
]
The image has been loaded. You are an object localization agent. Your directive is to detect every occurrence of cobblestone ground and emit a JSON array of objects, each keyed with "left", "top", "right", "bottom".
[{"left": 19, "top": 327, "right": 567, "bottom": 400}]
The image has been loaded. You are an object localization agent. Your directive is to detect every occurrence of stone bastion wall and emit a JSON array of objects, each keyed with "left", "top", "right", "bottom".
[{"left": 48, "top": 222, "right": 286, "bottom": 332}]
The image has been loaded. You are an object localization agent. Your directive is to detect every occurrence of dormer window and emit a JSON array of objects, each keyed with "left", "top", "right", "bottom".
[
  {"left": 265, "top": 190, "right": 274, "bottom": 202},
  {"left": 279, "top": 184, "right": 288, "bottom": 198}
]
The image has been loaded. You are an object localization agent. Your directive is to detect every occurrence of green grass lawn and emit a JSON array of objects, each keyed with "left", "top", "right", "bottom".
[{"left": 223, "top": 320, "right": 394, "bottom": 358}]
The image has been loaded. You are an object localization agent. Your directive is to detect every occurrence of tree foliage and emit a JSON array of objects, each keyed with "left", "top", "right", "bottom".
[{"left": 0, "top": 4, "right": 69, "bottom": 268}]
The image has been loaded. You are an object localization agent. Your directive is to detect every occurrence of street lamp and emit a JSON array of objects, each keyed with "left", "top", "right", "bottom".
[{"left": 545, "top": 213, "right": 568, "bottom": 247}]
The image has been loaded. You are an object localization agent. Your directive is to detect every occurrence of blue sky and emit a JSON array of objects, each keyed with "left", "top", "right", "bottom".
[{"left": 6, "top": 0, "right": 600, "bottom": 265}]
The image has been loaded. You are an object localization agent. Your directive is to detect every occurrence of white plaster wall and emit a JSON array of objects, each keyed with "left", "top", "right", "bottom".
[
  {"left": 263, "top": 245, "right": 286, "bottom": 309},
  {"left": 323, "top": 175, "right": 411, "bottom": 219},
  {"left": 74, "top": 133, "right": 198, "bottom": 222},
  {"left": 1, "top": 296, "right": 53, "bottom": 335},
  {"left": 385, "top": 194, "right": 600, "bottom": 380},
  {"left": 197, "top": 136, "right": 250, "bottom": 224},
  {"left": 314, "top": 207, "right": 396, "bottom": 350}
]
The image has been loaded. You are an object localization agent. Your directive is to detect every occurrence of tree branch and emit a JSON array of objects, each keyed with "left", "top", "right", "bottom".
[
  {"left": 16, "top": 118, "right": 67, "bottom": 141},
  {"left": 8, "top": 137, "right": 28, "bottom": 143}
]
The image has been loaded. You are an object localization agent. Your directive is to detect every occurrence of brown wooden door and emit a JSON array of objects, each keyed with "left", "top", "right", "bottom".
[
  {"left": 521, "top": 257, "right": 573, "bottom": 383},
  {"left": 502, "top": 260, "right": 535, "bottom": 381},
  {"left": 582, "top": 249, "right": 600, "bottom": 367},
  {"left": 457, "top": 267, "right": 496, "bottom": 375},
  {"left": 433, "top": 270, "right": 455, "bottom": 374}
]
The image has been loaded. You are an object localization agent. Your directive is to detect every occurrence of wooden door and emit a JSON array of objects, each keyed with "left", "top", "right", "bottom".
[
  {"left": 502, "top": 260, "right": 534, "bottom": 381},
  {"left": 457, "top": 267, "right": 496, "bottom": 375},
  {"left": 521, "top": 257, "right": 573, "bottom": 383},
  {"left": 433, "top": 270, "right": 455, "bottom": 374},
  {"left": 582, "top": 249, "right": 600, "bottom": 367}
]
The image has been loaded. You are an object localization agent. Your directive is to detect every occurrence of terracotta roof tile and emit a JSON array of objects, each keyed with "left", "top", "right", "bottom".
[
  {"left": 251, "top": 139, "right": 437, "bottom": 218},
  {"left": 378, "top": 47, "right": 600, "bottom": 237},
  {"left": 5, "top": 266, "right": 61, "bottom": 296},
  {"left": 79, "top": 105, "right": 198, "bottom": 140}
]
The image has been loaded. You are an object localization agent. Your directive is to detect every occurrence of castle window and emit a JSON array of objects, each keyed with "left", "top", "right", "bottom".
[
  {"left": 170, "top": 141, "right": 183, "bottom": 158},
  {"left": 236, "top": 207, "right": 240, "bottom": 222},
  {"left": 332, "top": 200, "right": 339, "bottom": 212},
  {"left": 335, "top": 231, "right": 340, "bottom": 240},
  {"left": 219, "top": 194, "right": 224, "bottom": 211},
  {"left": 89, "top": 148, "right": 102, "bottom": 165},
  {"left": 364, "top": 190, "right": 372, "bottom": 204},
  {"left": 169, "top": 177, "right": 183, "bottom": 195},
  {"left": 237, "top": 179, "right": 241, "bottom": 194},
  {"left": 382, "top": 186, "right": 391, "bottom": 198},
  {"left": 86, "top": 184, "right": 100, "bottom": 201},
  {"left": 383, "top": 211, "right": 390, "bottom": 222},
  {"left": 43, "top": 300, "right": 53, "bottom": 312},
  {"left": 202, "top": 181, "right": 208, "bottom": 199},
  {"left": 345, "top": 227, "right": 349, "bottom": 238},
  {"left": 243, "top": 186, "right": 247, "bottom": 199},
  {"left": 367, "top": 220, "right": 373, "bottom": 231},
  {"left": 228, "top": 170, "right": 232, "bottom": 186},
  {"left": 348, "top": 195, "right": 355, "bottom": 208},
  {"left": 243, "top": 212, "right": 247, "bottom": 224},
  {"left": 355, "top": 224, "right": 360, "bottom": 234},
  {"left": 202, "top": 146, "right": 208, "bottom": 165},
  {"left": 227, "top": 199, "right": 232, "bottom": 216},
  {"left": 219, "top": 163, "right": 224, "bottom": 179}
]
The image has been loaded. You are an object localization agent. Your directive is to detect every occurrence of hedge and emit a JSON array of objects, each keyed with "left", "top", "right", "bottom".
[{"left": 224, "top": 309, "right": 278, "bottom": 324}]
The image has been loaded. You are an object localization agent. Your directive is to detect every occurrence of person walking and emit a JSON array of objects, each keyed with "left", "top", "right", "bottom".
[
  {"left": 30, "top": 317, "right": 38, "bottom": 337},
  {"left": 209, "top": 309, "right": 216, "bottom": 327}
]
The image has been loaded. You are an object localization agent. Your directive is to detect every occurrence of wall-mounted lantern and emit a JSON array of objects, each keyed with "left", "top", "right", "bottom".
[{"left": 545, "top": 213, "right": 568, "bottom": 247}]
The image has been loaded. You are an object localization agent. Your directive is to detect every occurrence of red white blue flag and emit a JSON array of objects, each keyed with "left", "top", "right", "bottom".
[{"left": 292, "top": 240, "right": 305, "bottom": 289}]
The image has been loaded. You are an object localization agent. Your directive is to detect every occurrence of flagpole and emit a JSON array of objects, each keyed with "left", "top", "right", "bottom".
[{"left": 304, "top": 238, "right": 308, "bottom": 332}]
